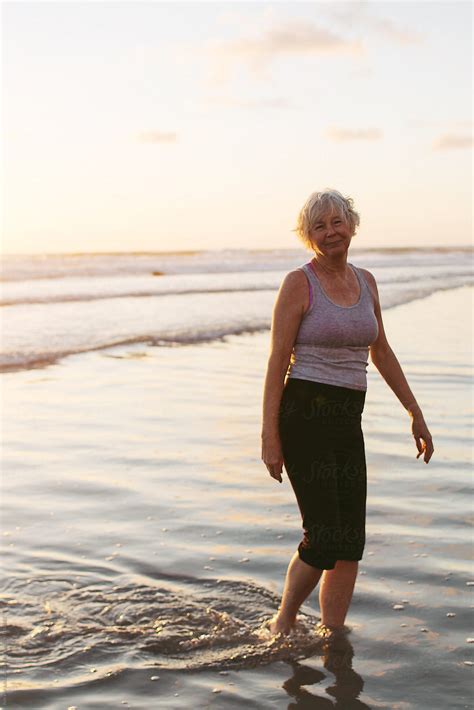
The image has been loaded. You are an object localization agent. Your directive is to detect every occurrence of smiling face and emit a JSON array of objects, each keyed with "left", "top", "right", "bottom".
[{"left": 308, "top": 206, "right": 355, "bottom": 257}]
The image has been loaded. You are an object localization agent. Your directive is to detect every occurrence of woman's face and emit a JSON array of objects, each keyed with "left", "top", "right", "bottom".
[{"left": 309, "top": 209, "right": 354, "bottom": 256}]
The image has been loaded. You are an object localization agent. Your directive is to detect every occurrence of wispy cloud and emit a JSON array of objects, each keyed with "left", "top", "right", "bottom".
[
  {"left": 206, "top": 20, "right": 364, "bottom": 84},
  {"left": 204, "top": 5, "right": 422, "bottom": 87},
  {"left": 324, "top": 1, "right": 423, "bottom": 45},
  {"left": 326, "top": 127, "right": 382, "bottom": 142},
  {"left": 137, "top": 131, "right": 178, "bottom": 143},
  {"left": 433, "top": 134, "right": 473, "bottom": 150},
  {"left": 371, "top": 16, "right": 423, "bottom": 45}
]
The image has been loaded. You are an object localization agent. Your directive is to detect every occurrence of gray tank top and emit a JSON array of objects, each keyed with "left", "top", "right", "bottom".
[{"left": 286, "top": 260, "right": 379, "bottom": 391}]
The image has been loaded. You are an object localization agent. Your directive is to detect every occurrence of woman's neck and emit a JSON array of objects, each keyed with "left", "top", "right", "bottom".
[{"left": 311, "top": 255, "right": 349, "bottom": 277}]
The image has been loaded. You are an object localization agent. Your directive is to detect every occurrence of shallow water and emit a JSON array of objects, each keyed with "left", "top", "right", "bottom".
[{"left": 1, "top": 285, "right": 473, "bottom": 709}]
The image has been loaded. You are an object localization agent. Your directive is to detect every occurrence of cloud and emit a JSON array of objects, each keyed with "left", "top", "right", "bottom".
[
  {"left": 323, "top": 1, "right": 423, "bottom": 45},
  {"left": 433, "top": 134, "right": 473, "bottom": 150},
  {"left": 371, "top": 16, "right": 423, "bottom": 45},
  {"left": 138, "top": 131, "right": 178, "bottom": 143},
  {"left": 206, "top": 20, "right": 364, "bottom": 84},
  {"left": 326, "top": 127, "right": 382, "bottom": 142}
]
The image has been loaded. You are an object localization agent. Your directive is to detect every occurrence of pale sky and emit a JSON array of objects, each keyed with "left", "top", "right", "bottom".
[{"left": 2, "top": 0, "right": 473, "bottom": 255}]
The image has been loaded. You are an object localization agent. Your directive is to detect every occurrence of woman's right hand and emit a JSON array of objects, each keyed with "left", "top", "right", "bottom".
[{"left": 261, "top": 433, "right": 284, "bottom": 483}]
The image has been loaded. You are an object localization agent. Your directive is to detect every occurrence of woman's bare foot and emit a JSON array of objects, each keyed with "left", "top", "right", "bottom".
[{"left": 268, "top": 612, "right": 295, "bottom": 636}]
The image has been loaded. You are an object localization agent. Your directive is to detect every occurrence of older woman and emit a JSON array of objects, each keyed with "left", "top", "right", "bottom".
[{"left": 261, "top": 189, "right": 434, "bottom": 637}]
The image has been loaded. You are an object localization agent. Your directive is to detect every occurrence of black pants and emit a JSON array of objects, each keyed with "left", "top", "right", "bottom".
[{"left": 278, "top": 377, "right": 367, "bottom": 571}]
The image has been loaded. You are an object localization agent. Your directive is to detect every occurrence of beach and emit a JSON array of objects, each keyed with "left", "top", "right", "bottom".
[{"left": 1, "top": 250, "right": 473, "bottom": 709}]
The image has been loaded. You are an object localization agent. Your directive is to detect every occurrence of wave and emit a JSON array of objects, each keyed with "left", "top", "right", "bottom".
[
  {"left": 1, "top": 281, "right": 472, "bottom": 374},
  {"left": 0, "top": 324, "right": 271, "bottom": 373},
  {"left": 0, "top": 285, "right": 276, "bottom": 308},
  {"left": 1, "top": 270, "right": 473, "bottom": 308}
]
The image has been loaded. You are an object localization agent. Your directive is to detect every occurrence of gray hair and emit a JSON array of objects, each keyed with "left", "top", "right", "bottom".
[{"left": 293, "top": 189, "right": 360, "bottom": 250}]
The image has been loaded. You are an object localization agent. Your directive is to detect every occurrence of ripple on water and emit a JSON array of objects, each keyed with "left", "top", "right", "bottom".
[{"left": 1, "top": 571, "right": 343, "bottom": 691}]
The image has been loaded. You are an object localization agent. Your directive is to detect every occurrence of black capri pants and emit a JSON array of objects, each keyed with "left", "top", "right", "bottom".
[{"left": 278, "top": 377, "right": 367, "bottom": 571}]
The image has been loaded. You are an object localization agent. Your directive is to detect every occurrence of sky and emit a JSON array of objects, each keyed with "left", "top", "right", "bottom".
[{"left": 2, "top": 0, "right": 473, "bottom": 255}]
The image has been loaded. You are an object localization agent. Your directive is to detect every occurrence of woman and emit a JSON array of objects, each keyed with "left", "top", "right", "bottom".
[{"left": 261, "top": 189, "right": 434, "bottom": 637}]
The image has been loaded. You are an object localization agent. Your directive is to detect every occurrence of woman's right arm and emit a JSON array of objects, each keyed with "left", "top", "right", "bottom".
[{"left": 261, "top": 269, "right": 308, "bottom": 482}]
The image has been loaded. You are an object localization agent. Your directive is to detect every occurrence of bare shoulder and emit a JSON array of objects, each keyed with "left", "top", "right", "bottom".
[
  {"left": 357, "top": 266, "right": 376, "bottom": 284},
  {"left": 279, "top": 267, "right": 308, "bottom": 291},
  {"left": 275, "top": 268, "right": 308, "bottom": 312}
]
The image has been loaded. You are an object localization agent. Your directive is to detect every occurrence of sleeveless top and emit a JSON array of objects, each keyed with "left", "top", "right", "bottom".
[{"left": 286, "top": 260, "right": 379, "bottom": 391}]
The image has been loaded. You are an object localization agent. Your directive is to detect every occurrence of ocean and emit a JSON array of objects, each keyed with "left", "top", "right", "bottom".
[
  {"left": 1, "top": 247, "right": 472, "bottom": 373},
  {"left": 1, "top": 246, "right": 473, "bottom": 709}
]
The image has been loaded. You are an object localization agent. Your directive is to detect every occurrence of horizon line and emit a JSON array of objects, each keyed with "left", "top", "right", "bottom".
[{"left": 1, "top": 245, "right": 473, "bottom": 258}]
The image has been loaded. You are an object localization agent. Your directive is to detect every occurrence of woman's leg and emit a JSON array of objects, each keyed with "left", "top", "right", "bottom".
[
  {"left": 269, "top": 551, "right": 323, "bottom": 634},
  {"left": 319, "top": 560, "right": 359, "bottom": 629}
]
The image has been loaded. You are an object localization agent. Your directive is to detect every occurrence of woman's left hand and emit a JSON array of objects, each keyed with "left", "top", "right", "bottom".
[{"left": 411, "top": 413, "right": 434, "bottom": 464}]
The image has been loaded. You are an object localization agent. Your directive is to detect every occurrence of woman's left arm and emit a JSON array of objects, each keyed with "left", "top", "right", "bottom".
[{"left": 361, "top": 268, "right": 434, "bottom": 464}]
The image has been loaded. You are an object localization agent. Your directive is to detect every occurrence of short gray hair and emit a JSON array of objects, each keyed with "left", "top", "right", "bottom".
[{"left": 293, "top": 189, "right": 360, "bottom": 250}]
